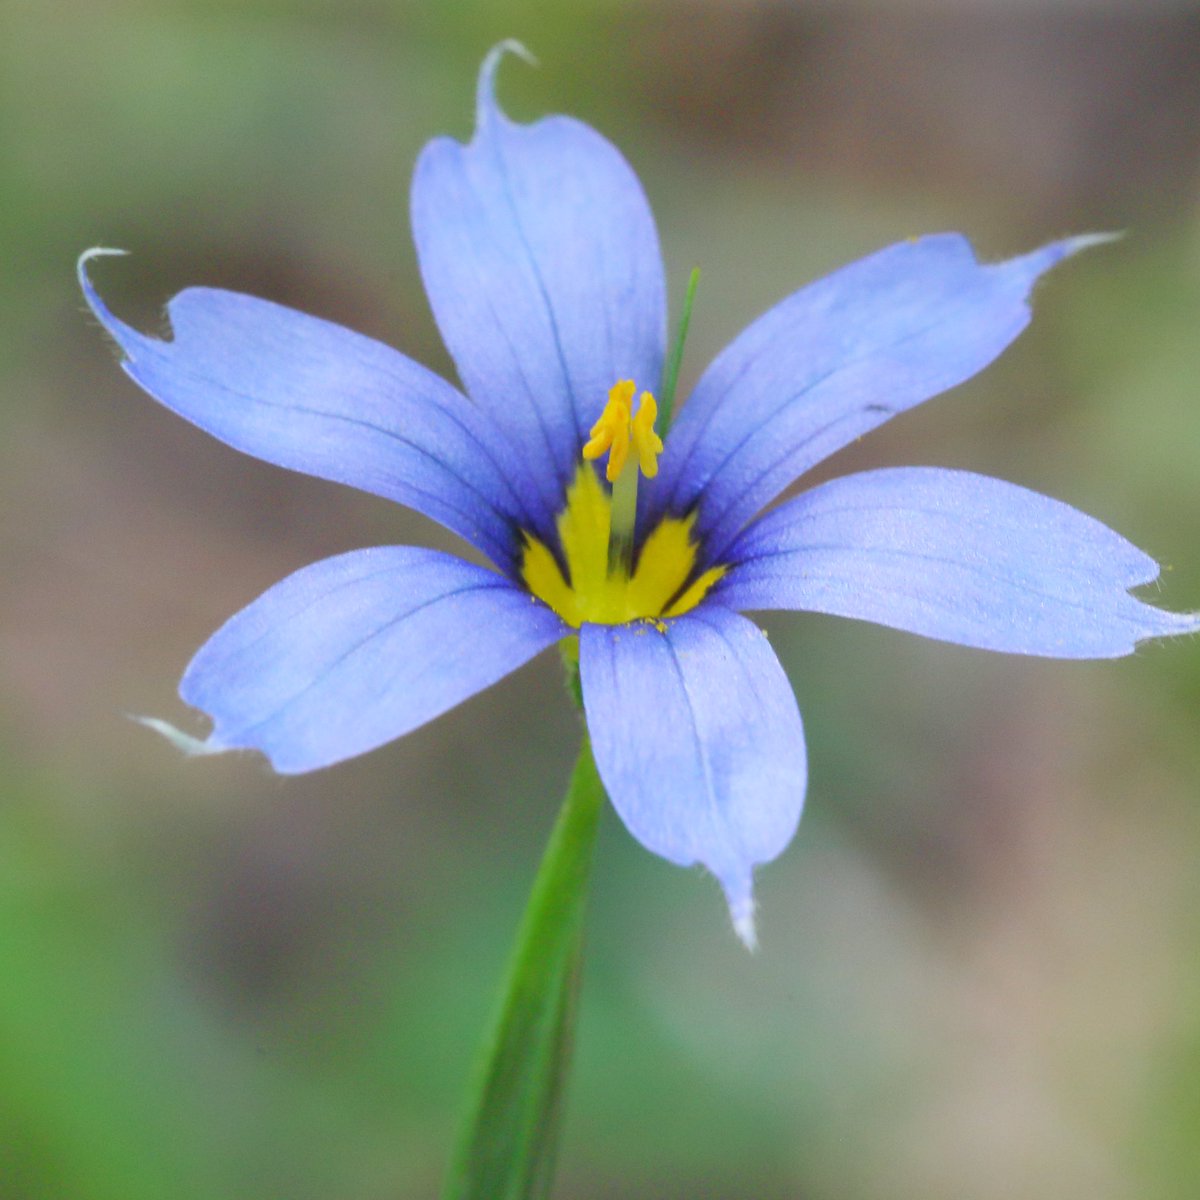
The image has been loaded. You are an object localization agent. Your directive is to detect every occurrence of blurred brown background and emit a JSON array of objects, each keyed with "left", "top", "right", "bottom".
[{"left": 3, "top": 2, "right": 1200, "bottom": 1197}]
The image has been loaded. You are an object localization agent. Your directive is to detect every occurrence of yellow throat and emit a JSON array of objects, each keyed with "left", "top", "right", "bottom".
[{"left": 520, "top": 380, "right": 725, "bottom": 628}]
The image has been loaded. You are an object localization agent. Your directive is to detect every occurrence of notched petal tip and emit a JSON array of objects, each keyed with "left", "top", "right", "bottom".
[
  {"left": 1002, "top": 229, "right": 1123, "bottom": 287},
  {"left": 729, "top": 894, "right": 759, "bottom": 953},
  {"left": 1038, "top": 230, "right": 1124, "bottom": 274},
  {"left": 78, "top": 246, "right": 130, "bottom": 302},
  {"left": 78, "top": 245, "right": 129, "bottom": 272},
  {"left": 131, "top": 714, "right": 226, "bottom": 760},
  {"left": 718, "top": 864, "right": 761, "bottom": 950},
  {"left": 1140, "top": 603, "right": 1200, "bottom": 645},
  {"left": 1062, "top": 230, "right": 1125, "bottom": 255},
  {"left": 476, "top": 39, "right": 538, "bottom": 133},
  {"left": 1104, "top": 545, "right": 1200, "bottom": 653},
  {"left": 77, "top": 246, "right": 141, "bottom": 355}
]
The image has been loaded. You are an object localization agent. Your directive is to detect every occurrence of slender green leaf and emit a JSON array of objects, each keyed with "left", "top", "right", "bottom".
[
  {"left": 442, "top": 735, "right": 605, "bottom": 1200},
  {"left": 656, "top": 267, "right": 701, "bottom": 436}
]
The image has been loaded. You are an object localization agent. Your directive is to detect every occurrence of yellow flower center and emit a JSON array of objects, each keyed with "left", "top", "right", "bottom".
[{"left": 520, "top": 381, "right": 725, "bottom": 628}]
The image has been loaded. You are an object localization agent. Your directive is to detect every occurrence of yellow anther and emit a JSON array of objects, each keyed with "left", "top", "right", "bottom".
[
  {"left": 581, "top": 380, "right": 662, "bottom": 484},
  {"left": 632, "top": 392, "right": 663, "bottom": 478},
  {"left": 582, "top": 379, "right": 635, "bottom": 483}
]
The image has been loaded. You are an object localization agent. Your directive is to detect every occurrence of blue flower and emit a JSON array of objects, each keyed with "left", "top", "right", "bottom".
[{"left": 80, "top": 45, "right": 1197, "bottom": 947}]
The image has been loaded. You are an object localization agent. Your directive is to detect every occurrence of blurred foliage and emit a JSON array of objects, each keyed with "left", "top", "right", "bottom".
[{"left": 3, "top": 2, "right": 1200, "bottom": 1198}]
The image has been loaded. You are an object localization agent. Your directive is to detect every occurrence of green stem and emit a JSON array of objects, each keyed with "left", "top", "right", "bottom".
[
  {"left": 656, "top": 266, "right": 700, "bottom": 437},
  {"left": 441, "top": 732, "right": 606, "bottom": 1200}
]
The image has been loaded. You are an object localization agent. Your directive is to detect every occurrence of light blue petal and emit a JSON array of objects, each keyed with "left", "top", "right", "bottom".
[
  {"left": 647, "top": 234, "right": 1110, "bottom": 563},
  {"left": 717, "top": 467, "right": 1200, "bottom": 658},
  {"left": 79, "top": 249, "right": 537, "bottom": 571},
  {"left": 176, "top": 546, "right": 567, "bottom": 772},
  {"left": 580, "top": 607, "right": 806, "bottom": 947},
  {"left": 412, "top": 45, "right": 667, "bottom": 520}
]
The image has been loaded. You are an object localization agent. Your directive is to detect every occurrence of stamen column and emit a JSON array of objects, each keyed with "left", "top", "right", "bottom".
[{"left": 582, "top": 380, "right": 663, "bottom": 575}]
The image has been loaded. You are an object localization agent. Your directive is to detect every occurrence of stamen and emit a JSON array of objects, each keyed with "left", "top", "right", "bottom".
[
  {"left": 583, "top": 380, "right": 636, "bottom": 483},
  {"left": 581, "top": 380, "right": 664, "bottom": 576},
  {"left": 632, "top": 393, "right": 663, "bottom": 477}
]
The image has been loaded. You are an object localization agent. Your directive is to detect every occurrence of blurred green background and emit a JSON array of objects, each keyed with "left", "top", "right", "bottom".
[{"left": 4, "top": 1, "right": 1200, "bottom": 1197}]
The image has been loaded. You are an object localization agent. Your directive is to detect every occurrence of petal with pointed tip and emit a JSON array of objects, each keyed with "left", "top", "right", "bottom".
[
  {"left": 412, "top": 47, "right": 667, "bottom": 521},
  {"left": 580, "top": 607, "right": 806, "bottom": 947},
  {"left": 178, "top": 546, "right": 567, "bottom": 773},
  {"left": 717, "top": 466, "right": 1199, "bottom": 657},
  {"left": 648, "top": 234, "right": 1109, "bottom": 562},
  {"left": 79, "top": 249, "right": 532, "bottom": 570}
]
